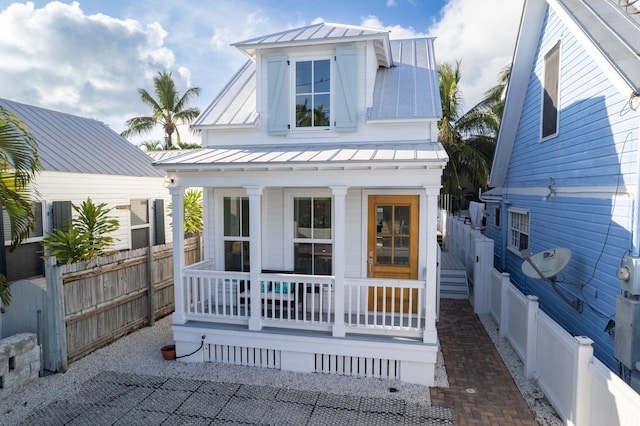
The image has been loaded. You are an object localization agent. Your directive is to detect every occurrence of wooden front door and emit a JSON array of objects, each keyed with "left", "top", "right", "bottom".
[{"left": 367, "top": 195, "right": 419, "bottom": 312}]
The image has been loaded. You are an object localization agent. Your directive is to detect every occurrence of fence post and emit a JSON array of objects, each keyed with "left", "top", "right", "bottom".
[
  {"left": 573, "top": 336, "right": 594, "bottom": 426},
  {"left": 146, "top": 246, "right": 155, "bottom": 326},
  {"left": 525, "top": 295, "right": 538, "bottom": 379},
  {"left": 499, "top": 272, "right": 510, "bottom": 337},
  {"left": 45, "top": 256, "right": 68, "bottom": 372}
]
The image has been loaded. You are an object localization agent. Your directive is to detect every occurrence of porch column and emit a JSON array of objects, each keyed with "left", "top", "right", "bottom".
[
  {"left": 423, "top": 186, "right": 439, "bottom": 343},
  {"left": 246, "top": 186, "right": 263, "bottom": 331},
  {"left": 331, "top": 186, "right": 348, "bottom": 337},
  {"left": 170, "top": 186, "right": 186, "bottom": 325}
]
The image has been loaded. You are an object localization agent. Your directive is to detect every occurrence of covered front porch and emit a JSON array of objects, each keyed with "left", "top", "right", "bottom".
[{"left": 159, "top": 143, "right": 446, "bottom": 386}]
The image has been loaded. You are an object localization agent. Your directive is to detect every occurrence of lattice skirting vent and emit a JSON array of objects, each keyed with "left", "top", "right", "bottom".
[
  {"left": 314, "top": 354, "right": 400, "bottom": 380},
  {"left": 205, "top": 344, "right": 281, "bottom": 369}
]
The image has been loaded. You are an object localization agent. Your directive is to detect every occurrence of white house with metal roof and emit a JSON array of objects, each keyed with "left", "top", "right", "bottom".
[
  {"left": 0, "top": 98, "right": 172, "bottom": 282},
  {"left": 154, "top": 22, "right": 447, "bottom": 386}
]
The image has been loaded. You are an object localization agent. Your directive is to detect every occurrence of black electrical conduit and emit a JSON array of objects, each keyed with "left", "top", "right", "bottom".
[{"left": 175, "top": 335, "right": 206, "bottom": 359}]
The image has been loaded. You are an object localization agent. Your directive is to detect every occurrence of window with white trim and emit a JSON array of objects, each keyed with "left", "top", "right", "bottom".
[
  {"left": 294, "top": 59, "right": 331, "bottom": 128},
  {"left": 494, "top": 206, "right": 501, "bottom": 229},
  {"left": 541, "top": 40, "right": 560, "bottom": 140},
  {"left": 130, "top": 199, "right": 150, "bottom": 249},
  {"left": 3, "top": 201, "right": 44, "bottom": 246},
  {"left": 224, "top": 197, "right": 250, "bottom": 272},
  {"left": 508, "top": 209, "right": 530, "bottom": 253},
  {"left": 293, "top": 196, "right": 332, "bottom": 275}
]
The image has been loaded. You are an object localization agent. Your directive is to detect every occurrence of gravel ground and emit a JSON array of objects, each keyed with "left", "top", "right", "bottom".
[
  {"left": 478, "top": 313, "right": 563, "bottom": 426},
  {"left": 0, "top": 315, "right": 447, "bottom": 425},
  {"left": 1, "top": 313, "right": 559, "bottom": 425}
]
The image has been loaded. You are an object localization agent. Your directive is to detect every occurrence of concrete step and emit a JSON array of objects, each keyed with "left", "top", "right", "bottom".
[{"left": 440, "top": 269, "right": 468, "bottom": 299}]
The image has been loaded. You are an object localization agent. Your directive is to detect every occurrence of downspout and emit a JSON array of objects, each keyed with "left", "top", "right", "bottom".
[
  {"left": 632, "top": 93, "right": 640, "bottom": 257},
  {"left": 501, "top": 198, "right": 510, "bottom": 271}
]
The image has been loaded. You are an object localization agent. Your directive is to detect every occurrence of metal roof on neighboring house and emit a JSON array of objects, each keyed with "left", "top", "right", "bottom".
[
  {"left": 194, "top": 35, "right": 440, "bottom": 129},
  {"left": 0, "top": 98, "right": 163, "bottom": 177},
  {"left": 556, "top": 0, "right": 640, "bottom": 95},
  {"left": 153, "top": 141, "right": 447, "bottom": 171},
  {"left": 367, "top": 38, "right": 441, "bottom": 121}
]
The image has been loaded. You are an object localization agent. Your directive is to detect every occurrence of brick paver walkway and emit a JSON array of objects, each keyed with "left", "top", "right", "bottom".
[{"left": 431, "top": 299, "right": 538, "bottom": 425}]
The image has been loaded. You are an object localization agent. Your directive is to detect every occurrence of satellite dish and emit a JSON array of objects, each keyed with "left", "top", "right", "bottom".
[
  {"left": 521, "top": 248, "right": 571, "bottom": 280},
  {"left": 520, "top": 248, "right": 582, "bottom": 312}
]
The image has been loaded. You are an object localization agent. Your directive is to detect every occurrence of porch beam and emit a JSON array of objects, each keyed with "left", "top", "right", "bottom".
[
  {"left": 170, "top": 186, "right": 186, "bottom": 324},
  {"left": 331, "top": 186, "right": 348, "bottom": 337},
  {"left": 246, "top": 186, "right": 263, "bottom": 331},
  {"left": 423, "top": 186, "right": 439, "bottom": 343}
]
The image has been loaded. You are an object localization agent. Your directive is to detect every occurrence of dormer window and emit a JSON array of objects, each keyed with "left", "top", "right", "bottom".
[
  {"left": 295, "top": 60, "right": 331, "bottom": 128},
  {"left": 266, "top": 46, "right": 357, "bottom": 135}
]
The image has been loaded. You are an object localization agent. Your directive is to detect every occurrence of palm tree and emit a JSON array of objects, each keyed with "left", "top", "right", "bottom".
[
  {"left": 0, "top": 106, "right": 41, "bottom": 305},
  {"left": 438, "top": 61, "right": 508, "bottom": 211},
  {"left": 122, "top": 71, "right": 200, "bottom": 150}
]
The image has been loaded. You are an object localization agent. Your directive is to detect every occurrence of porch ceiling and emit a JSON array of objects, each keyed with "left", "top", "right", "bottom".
[{"left": 152, "top": 141, "right": 448, "bottom": 173}]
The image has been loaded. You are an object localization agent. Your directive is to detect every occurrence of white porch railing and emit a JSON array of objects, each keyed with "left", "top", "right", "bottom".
[
  {"left": 344, "top": 278, "right": 425, "bottom": 338},
  {"left": 181, "top": 260, "right": 428, "bottom": 339}
]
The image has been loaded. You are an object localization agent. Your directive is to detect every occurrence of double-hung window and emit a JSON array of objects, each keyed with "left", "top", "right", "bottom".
[
  {"left": 130, "top": 199, "right": 150, "bottom": 249},
  {"left": 295, "top": 59, "right": 331, "bottom": 128},
  {"left": 508, "top": 208, "right": 530, "bottom": 254},
  {"left": 223, "top": 197, "right": 250, "bottom": 271},
  {"left": 293, "top": 196, "right": 332, "bottom": 275}
]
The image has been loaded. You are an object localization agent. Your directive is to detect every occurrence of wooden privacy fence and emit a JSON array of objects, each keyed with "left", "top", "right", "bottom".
[{"left": 45, "top": 237, "right": 200, "bottom": 372}]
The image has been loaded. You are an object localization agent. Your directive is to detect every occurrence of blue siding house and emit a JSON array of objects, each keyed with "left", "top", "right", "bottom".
[{"left": 484, "top": 0, "right": 640, "bottom": 389}]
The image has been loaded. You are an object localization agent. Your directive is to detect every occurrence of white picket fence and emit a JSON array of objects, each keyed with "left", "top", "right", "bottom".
[{"left": 446, "top": 214, "right": 640, "bottom": 426}]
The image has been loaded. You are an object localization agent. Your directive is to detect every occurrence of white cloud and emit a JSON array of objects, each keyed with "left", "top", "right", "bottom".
[
  {"left": 0, "top": 1, "right": 182, "bottom": 134},
  {"left": 428, "top": 0, "right": 524, "bottom": 110}
]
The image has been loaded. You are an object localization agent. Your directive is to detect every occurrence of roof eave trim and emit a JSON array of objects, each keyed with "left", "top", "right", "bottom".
[
  {"left": 234, "top": 33, "right": 391, "bottom": 58},
  {"left": 155, "top": 159, "right": 448, "bottom": 172}
]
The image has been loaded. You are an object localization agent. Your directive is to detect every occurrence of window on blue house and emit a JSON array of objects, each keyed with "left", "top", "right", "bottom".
[
  {"left": 541, "top": 40, "right": 560, "bottom": 140},
  {"left": 508, "top": 209, "right": 529, "bottom": 253},
  {"left": 224, "top": 197, "right": 250, "bottom": 271}
]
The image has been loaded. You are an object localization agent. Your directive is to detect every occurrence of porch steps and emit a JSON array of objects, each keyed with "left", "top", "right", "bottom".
[{"left": 440, "top": 269, "right": 469, "bottom": 299}]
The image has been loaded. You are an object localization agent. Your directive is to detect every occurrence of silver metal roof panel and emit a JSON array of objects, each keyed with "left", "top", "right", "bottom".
[
  {"left": 154, "top": 141, "right": 447, "bottom": 171},
  {"left": 193, "top": 60, "right": 258, "bottom": 128},
  {"left": 367, "top": 38, "right": 441, "bottom": 121},
  {"left": 557, "top": 0, "right": 640, "bottom": 93},
  {"left": 0, "top": 98, "right": 163, "bottom": 177}
]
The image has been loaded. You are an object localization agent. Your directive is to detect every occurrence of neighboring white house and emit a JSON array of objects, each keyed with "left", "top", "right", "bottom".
[
  {"left": 0, "top": 98, "right": 172, "bottom": 281},
  {"left": 154, "top": 22, "right": 447, "bottom": 386}
]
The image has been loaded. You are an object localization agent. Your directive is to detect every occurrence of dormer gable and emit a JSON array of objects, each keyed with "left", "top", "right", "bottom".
[{"left": 232, "top": 22, "right": 392, "bottom": 68}]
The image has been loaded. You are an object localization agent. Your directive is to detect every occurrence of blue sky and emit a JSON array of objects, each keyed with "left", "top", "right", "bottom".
[{"left": 0, "top": 0, "right": 523, "bottom": 144}]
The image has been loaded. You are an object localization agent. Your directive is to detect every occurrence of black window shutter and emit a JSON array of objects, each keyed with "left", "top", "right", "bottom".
[
  {"left": 52, "top": 201, "right": 72, "bottom": 231},
  {"left": 154, "top": 199, "right": 166, "bottom": 245}
]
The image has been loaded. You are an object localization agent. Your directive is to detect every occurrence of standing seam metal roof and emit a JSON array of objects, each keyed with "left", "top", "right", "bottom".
[
  {"left": 153, "top": 142, "right": 448, "bottom": 170},
  {"left": 0, "top": 98, "right": 163, "bottom": 177},
  {"left": 193, "top": 35, "right": 441, "bottom": 128}
]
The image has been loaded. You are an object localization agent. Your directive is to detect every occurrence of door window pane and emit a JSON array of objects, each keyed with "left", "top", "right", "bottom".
[{"left": 375, "top": 203, "right": 411, "bottom": 266}]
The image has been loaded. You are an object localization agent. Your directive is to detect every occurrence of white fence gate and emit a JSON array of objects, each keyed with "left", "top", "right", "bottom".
[{"left": 1, "top": 280, "right": 47, "bottom": 373}]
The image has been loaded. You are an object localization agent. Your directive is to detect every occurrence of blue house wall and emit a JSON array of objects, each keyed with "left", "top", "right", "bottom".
[{"left": 486, "top": 7, "right": 640, "bottom": 373}]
